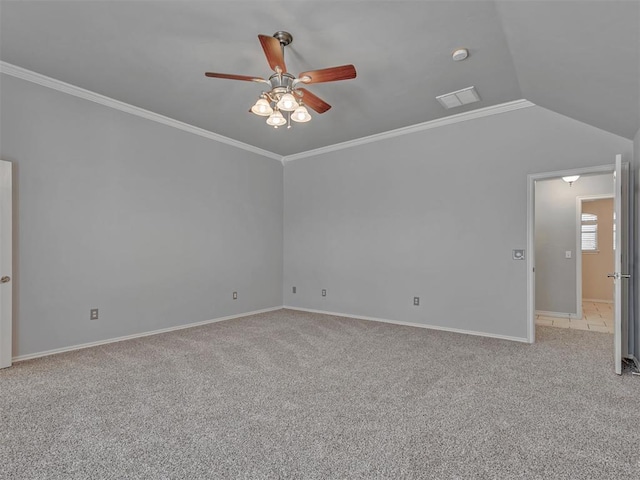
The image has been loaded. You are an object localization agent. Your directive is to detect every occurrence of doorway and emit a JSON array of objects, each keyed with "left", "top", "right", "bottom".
[
  {"left": 533, "top": 172, "right": 613, "bottom": 320},
  {"left": 578, "top": 196, "right": 615, "bottom": 333},
  {"left": 526, "top": 156, "right": 628, "bottom": 374}
]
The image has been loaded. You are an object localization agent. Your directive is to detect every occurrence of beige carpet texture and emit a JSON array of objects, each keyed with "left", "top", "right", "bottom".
[{"left": 1, "top": 309, "right": 639, "bottom": 479}]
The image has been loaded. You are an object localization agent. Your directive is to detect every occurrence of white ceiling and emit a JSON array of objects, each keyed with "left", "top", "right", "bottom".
[{"left": 1, "top": 1, "right": 638, "bottom": 156}]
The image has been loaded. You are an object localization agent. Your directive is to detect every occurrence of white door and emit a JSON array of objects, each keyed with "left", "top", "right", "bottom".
[
  {"left": 611, "top": 154, "right": 629, "bottom": 375},
  {"left": 0, "top": 160, "right": 12, "bottom": 369}
]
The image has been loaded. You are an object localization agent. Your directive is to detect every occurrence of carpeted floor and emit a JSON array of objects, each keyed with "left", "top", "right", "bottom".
[{"left": 1, "top": 309, "right": 639, "bottom": 479}]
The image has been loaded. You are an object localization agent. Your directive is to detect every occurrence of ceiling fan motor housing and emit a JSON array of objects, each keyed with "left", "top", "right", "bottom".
[
  {"left": 273, "top": 31, "right": 293, "bottom": 47},
  {"left": 263, "top": 73, "right": 297, "bottom": 105},
  {"left": 269, "top": 73, "right": 295, "bottom": 89}
]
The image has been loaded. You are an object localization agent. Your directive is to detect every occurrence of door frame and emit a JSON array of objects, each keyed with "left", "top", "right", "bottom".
[
  {"left": 526, "top": 164, "right": 614, "bottom": 344},
  {"left": 576, "top": 193, "right": 615, "bottom": 318},
  {"left": 0, "top": 160, "right": 12, "bottom": 369}
]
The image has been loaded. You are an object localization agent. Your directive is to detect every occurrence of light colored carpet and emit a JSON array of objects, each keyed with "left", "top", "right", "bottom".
[{"left": 1, "top": 309, "right": 639, "bottom": 479}]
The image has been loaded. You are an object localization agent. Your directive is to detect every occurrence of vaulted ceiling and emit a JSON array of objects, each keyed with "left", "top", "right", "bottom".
[{"left": 1, "top": 1, "right": 638, "bottom": 156}]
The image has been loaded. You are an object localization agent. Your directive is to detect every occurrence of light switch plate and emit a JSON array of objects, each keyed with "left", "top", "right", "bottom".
[
  {"left": 512, "top": 249, "right": 525, "bottom": 260},
  {"left": 565, "top": 250, "right": 572, "bottom": 259}
]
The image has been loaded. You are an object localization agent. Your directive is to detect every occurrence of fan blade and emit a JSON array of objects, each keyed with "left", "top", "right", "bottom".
[
  {"left": 296, "top": 88, "right": 331, "bottom": 114},
  {"left": 205, "top": 72, "right": 265, "bottom": 82},
  {"left": 298, "top": 65, "right": 356, "bottom": 84},
  {"left": 258, "top": 34, "right": 287, "bottom": 73}
]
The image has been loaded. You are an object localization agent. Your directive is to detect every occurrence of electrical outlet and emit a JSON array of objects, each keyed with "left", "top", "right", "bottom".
[
  {"left": 322, "top": 289, "right": 326, "bottom": 297},
  {"left": 90, "top": 308, "right": 99, "bottom": 320},
  {"left": 293, "top": 286, "right": 296, "bottom": 294},
  {"left": 233, "top": 291, "right": 238, "bottom": 300},
  {"left": 413, "top": 297, "right": 420, "bottom": 306}
]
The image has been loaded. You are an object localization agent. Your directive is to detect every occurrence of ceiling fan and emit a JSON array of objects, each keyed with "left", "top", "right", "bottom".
[{"left": 205, "top": 31, "right": 356, "bottom": 128}]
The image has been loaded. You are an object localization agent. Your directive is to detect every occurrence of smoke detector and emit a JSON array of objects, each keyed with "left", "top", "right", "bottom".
[{"left": 452, "top": 48, "right": 469, "bottom": 61}]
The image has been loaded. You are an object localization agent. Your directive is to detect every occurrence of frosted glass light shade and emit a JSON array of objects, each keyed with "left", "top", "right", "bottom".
[
  {"left": 276, "top": 93, "right": 299, "bottom": 111},
  {"left": 266, "top": 110, "right": 286, "bottom": 126},
  {"left": 562, "top": 175, "right": 580, "bottom": 185},
  {"left": 251, "top": 98, "right": 273, "bottom": 116},
  {"left": 291, "top": 106, "right": 311, "bottom": 123}
]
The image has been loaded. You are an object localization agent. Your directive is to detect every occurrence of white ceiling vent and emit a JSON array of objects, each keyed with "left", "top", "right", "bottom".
[{"left": 436, "top": 86, "right": 480, "bottom": 109}]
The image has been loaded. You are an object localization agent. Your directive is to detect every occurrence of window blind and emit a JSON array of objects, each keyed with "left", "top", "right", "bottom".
[{"left": 581, "top": 213, "right": 598, "bottom": 251}]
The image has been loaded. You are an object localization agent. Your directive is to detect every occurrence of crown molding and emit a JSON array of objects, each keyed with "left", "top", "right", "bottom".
[
  {"left": 1, "top": 62, "right": 535, "bottom": 164},
  {"left": 282, "top": 99, "right": 535, "bottom": 163},
  {"left": 0, "top": 62, "right": 283, "bottom": 162}
]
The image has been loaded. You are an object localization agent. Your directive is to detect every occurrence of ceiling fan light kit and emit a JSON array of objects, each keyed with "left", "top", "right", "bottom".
[
  {"left": 276, "top": 92, "right": 299, "bottom": 112},
  {"left": 292, "top": 106, "right": 312, "bottom": 123},
  {"left": 205, "top": 31, "right": 356, "bottom": 129},
  {"left": 250, "top": 98, "right": 273, "bottom": 116},
  {"left": 265, "top": 110, "right": 287, "bottom": 127}
]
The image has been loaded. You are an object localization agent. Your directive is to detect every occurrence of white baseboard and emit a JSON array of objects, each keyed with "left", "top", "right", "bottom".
[
  {"left": 284, "top": 306, "right": 529, "bottom": 343},
  {"left": 582, "top": 298, "right": 613, "bottom": 304},
  {"left": 535, "top": 310, "right": 580, "bottom": 319},
  {"left": 12, "top": 306, "right": 283, "bottom": 363}
]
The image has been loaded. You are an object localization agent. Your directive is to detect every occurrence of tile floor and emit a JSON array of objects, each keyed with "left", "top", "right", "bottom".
[{"left": 536, "top": 301, "right": 613, "bottom": 334}]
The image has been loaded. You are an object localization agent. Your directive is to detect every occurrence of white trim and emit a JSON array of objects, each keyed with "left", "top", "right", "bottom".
[
  {"left": 282, "top": 99, "right": 535, "bottom": 162},
  {"left": 0, "top": 63, "right": 536, "bottom": 165},
  {"left": 582, "top": 298, "right": 614, "bottom": 304},
  {"left": 0, "top": 61, "right": 283, "bottom": 162},
  {"left": 535, "top": 310, "right": 580, "bottom": 320},
  {"left": 527, "top": 170, "right": 535, "bottom": 343},
  {"left": 284, "top": 306, "right": 529, "bottom": 343},
  {"left": 12, "top": 306, "right": 283, "bottom": 363},
  {"left": 613, "top": 154, "right": 624, "bottom": 374},
  {"left": 0, "top": 161, "right": 12, "bottom": 369},
  {"left": 527, "top": 164, "right": 615, "bottom": 344},
  {"left": 576, "top": 193, "right": 615, "bottom": 320}
]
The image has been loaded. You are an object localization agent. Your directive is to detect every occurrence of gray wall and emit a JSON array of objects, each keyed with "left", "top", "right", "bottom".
[
  {"left": 0, "top": 75, "right": 283, "bottom": 357},
  {"left": 1, "top": 72, "right": 636, "bottom": 355},
  {"left": 283, "top": 106, "right": 632, "bottom": 340},
  {"left": 535, "top": 174, "right": 613, "bottom": 314}
]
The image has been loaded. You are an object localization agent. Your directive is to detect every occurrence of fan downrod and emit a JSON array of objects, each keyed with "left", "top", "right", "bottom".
[{"left": 273, "top": 31, "right": 293, "bottom": 47}]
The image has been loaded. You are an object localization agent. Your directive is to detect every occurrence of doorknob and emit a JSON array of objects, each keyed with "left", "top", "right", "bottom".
[
  {"left": 607, "top": 273, "right": 631, "bottom": 279},
  {"left": 0, "top": 276, "right": 10, "bottom": 283}
]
